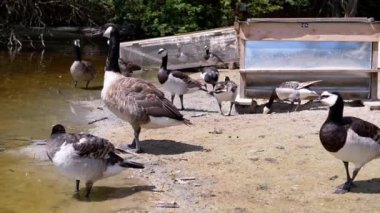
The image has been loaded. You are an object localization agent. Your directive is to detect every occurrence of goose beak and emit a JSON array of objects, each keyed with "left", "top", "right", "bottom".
[
  {"left": 313, "top": 96, "right": 322, "bottom": 103},
  {"left": 103, "top": 26, "right": 113, "bottom": 38}
]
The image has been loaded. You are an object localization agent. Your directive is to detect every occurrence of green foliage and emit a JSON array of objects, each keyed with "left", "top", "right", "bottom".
[{"left": 1, "top": 0, "right": 380, "bottom": 41}]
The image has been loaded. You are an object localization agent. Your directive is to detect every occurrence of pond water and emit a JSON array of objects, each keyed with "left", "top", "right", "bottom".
[{"left": 0, "top": 44, "right": 156, "bottom": 212}]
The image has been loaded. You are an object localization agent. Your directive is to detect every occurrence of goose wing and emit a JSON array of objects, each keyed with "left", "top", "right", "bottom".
[
  {"left": 109, "top": 77, "right": 185, "bottom": 121},
  {"left": 214, "top": 82, "right": 226, "bottom": 93},
  {"left": 82, "top": 60, "right": 96, "bottom": 75},
  {"left": 134, "top": 92, "right": 185, "bottom": 120},
  {"left": 50, "top": 133, "right": 116, "bottom": 159},
  {"left": 171, "top": 70, "right": 204, "bottom": 89},
  {"left": 345, "top": 117, "right": 380, "bottom": 142},
  {"left": 72, "top": 134, "right": 116, "bottom": 159},
  {"left": 228, "top": 81, "right": 238, "bottom": 93},
  {"left": 278, "top": 81, "right": 300, "bottom": 89},
  {"left": 296, "top": 80, "right": 322, "bottom": 89}
]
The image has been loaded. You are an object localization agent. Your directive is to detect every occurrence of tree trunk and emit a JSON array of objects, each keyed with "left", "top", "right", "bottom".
[{"left": 341, "top": 0, "right": 358, "bottom": 17}]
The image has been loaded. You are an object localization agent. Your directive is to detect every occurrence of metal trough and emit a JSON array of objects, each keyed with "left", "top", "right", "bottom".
[
  {"left": 120, "top": 27, "right": 238, "bottom": 70},
  {"left": 235, "top": 18, "right": 380, "bottom": 106}
]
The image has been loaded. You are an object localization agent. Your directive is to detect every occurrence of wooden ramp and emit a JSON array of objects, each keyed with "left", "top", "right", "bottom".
[{"left": 120, "top": 27, "right": 238, "bottom": 70}]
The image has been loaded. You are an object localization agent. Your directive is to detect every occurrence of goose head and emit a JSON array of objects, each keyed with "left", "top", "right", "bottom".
[
  {"left": 103, "top": 24, "right": 119, "bottom": 39},
  {"left": 158, "top": 48, "right": 168, "bottom": 57},
  {"left": 74, "top": 39, "right": 80, "bottom": 47},
  {"left": 51, "top": 124, "right": 66, "bottom": 135},
  {"left": 319, "top": 91, "right": 340, "bottom": 107}
]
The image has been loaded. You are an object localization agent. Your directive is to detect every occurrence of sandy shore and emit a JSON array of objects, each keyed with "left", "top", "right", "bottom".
[{"left": 31, "top": 69, "right": 380, "bottom": 212}]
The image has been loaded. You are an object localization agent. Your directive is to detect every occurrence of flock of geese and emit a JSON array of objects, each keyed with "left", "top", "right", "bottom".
[{"left": 46, "top": 24, "right": 380, "bottom": 199}]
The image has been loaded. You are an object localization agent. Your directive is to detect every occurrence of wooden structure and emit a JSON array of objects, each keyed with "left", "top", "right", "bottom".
[
  {"left": 235, "top": 18, "right": 380, "bottom": 106},
  {"left": 120, "top": 27, "right": 238, "bottom": 70}
]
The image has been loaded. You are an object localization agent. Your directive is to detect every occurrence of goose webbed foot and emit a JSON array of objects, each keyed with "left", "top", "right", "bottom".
[{"left": 334, "top": 181, "right": 353, "bottom": 194}]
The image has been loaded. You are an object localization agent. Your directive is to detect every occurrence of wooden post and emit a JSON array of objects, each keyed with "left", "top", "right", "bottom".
[{"left": 371, "top": 41, "right": 379, "bottom": 100}]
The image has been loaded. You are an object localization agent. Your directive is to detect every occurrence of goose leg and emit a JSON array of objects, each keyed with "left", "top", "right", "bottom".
[
  {"left": 74, "top": 81, "right": 78, "bottom": 88},
  {"left": 128, "top": 126, "right": 142, "bottom": 153},
  {"left": 179, "top": 95, "right": 184, "bottom": 110},
  {"left": 294, "top": 100, "right": 301, "bottom": 112},
  {"left": 227, "top": 102, "right": 234, "bottom": 116},
  {"left": 85, "top": 81, "right": 90, "bottom": 89},
  {"left": 335, "top": 162, "right": 361, "bottom": 194},
  {"left": 76, "top": 180, "right": 80, "bottom": 192},
  {"left": 218, "top": 102, "right": 224, "bottom": 115},
  {"left": 85, "top": 181, "right": 93, "bottom": 198},
  {"left": 289, "top": 101, "right": 294, "bottom": 113},
  {"left": 171, "top": 94, "right": 175, "bottom": 104}
]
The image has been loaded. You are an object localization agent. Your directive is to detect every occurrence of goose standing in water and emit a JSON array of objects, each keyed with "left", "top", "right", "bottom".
[
  {"left": 263, "top": 80, "right": 321, "bottom": 114},
  {"left": 46, "top": 124, "right": 144, "bottom": 198},
  {"left": 319, "top": 91, "right": 380, "bottom": 194},
  {"left": 157, "top": 48, "right": 206, "bottom": 110},
  {"left": 70, "top": 39, "right": 96, "bottom": 88},
  {"left": 213, "top": 76, "right": 238, "bottom": 116},
  {"left": 201, "top": 46, "right": 219, "bottom": 92},
  {"left": 102, "top": 25, "right": 190, "bottom": 153}
]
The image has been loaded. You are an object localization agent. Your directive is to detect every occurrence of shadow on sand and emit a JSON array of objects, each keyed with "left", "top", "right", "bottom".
[
  {"left": 181, "top": 108, "right": 219, "bottom": 114},
  {"left": 82, "top": 85, "right": 103, "bottom": 90},
  {"left": 349, "top": 178, "right": 380, "bottom": 194},
  {"left": 75, "top": 185, "right": 156, "bottom": 202},
  {"left": 140, "top": 139, "right": 204, "bottom": 155}
]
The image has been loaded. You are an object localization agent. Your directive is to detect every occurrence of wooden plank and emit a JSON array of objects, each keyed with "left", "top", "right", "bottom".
[
  {"left": 246, "top": 17, "right": 374, "bottom": 23},
  {"left": 239, "top": 69, "right": 380, "bottom": 73},
  {"left": 239, "top": 22, "right": 380, "bottom": 42},
  {"left": 371, "top": 42, "right": 379, "bottom": 99}
]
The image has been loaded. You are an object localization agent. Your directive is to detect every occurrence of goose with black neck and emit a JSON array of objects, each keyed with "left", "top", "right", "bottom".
[
  {"left": 319, "top": 91, "right": 380, "bottom": 194},
  {"left": 101, "top": 25, "right": 191, "bottom": 153}
]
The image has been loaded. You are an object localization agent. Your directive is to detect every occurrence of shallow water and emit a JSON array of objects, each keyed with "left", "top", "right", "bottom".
[{"left": 0, "top": 47, "right": 155, "bottom": 212}]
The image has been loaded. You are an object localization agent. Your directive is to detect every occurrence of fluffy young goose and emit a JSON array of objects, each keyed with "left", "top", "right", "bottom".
[
  {"left": 319, "top": 91, "right": 380, "bottom": 194},
  {"left": 157, "top": 48, "right": 206, "bottom": 110},
  {"left": 263, "top": 80, "right": 321, "bottom": 114},
  {"left": 46, "top": 124, "right": 144, "bottom": 198},
  {"left": 213, "top": 76, "right": 238, "bottom": 116},
  {"left": 70, "top": 39, "right": 96, "bottom": 88},
  {"left": 102, "top": 25, "right": 190, "bottom": 153}
]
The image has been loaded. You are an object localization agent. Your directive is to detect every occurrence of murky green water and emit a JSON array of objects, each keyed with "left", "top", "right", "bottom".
[{"left": 0, "top": 47, "right": 154, "bottom": 212}]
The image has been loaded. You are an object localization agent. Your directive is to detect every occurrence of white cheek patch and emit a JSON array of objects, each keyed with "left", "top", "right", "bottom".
[
  {"left": 320, "top": 91, "right": 338, "bottom": 107},
  {"left": 103, "top": 26, "right": 112, "bottom": 38}
]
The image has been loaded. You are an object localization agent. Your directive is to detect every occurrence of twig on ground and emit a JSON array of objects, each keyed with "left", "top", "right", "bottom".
[{"left": 88, "top": 117, "right": 108, "bottom": 125}]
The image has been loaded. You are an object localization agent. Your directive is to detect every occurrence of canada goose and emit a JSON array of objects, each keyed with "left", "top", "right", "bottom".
[
  {"left": 102, "top": 25, "right": 190, "bottom": 153},
  {"left": 213, "top": 76, "right": 238, "bottom": 116},
  {"left": 46, "top": 124, "right": 144, "bottom": 198},
  {"left": 157, "top": 48, "right": 206, "bottom": 110},
  {"left": 119, "top": 58, "right": 141, "bottom": 77},
  {"left": 70, "top": 39, "right": 96, "bottom": 88},
  {"left": 263, "top": 80, "right": 321, "bottom": 114},
  {"left": 319, "top": 91, "right": 380, "bottom": 194}
]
